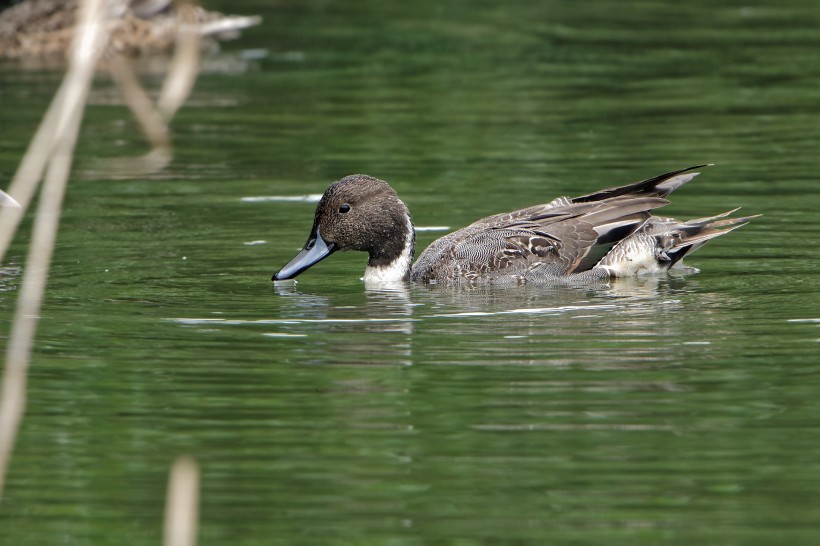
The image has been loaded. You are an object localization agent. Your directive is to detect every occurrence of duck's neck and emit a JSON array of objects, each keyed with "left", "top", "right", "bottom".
[{"left": 363, "top": 212, "right": 416, "bottom": 283}]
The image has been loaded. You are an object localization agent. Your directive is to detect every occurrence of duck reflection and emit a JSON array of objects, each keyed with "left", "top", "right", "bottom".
[
  {"left": 269, "top": 280, "right": 417, "bottom": 366},
  {"left": 269, "top": 272, "right": 739, "bottom": 369},
  {"left": 234, "top": 273, "right": 743, "bottom": 384}
]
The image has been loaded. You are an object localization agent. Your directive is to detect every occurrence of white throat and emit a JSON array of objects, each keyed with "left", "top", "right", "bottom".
[{"left": 363, "top": 214, "right": 414, "bottom": 283}]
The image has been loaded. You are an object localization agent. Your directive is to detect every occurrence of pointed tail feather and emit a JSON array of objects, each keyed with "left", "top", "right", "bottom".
[
  {"left": 663, "top": 210, "right": 759, "bottom": 267},
  {"left": 572, "top": 165, "right": 709, "bottom": 203},
  {"left": 681, "top": 209, "right": 762, "bottom": 230}
]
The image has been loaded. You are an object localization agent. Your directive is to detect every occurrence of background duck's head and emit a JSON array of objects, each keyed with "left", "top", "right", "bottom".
[{"left": 273, "top": 175, "right": 415, "bottom": 281}]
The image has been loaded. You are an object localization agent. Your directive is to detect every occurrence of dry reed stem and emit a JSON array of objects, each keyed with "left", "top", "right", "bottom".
[
  {"left": 0, "top": 78, "right": 71, "bottom": 264},
  {"left": 0, "top": 190, "right": 20, "bottom": 209},
  {"left": 164, "top": 456, "right": 200, "bottom": 546},
  {"left": 158, "top": 5, "right": 201, "bottom": 119},
  {"left": 0, "top": 0, "right": 110, "bottom": 498}
]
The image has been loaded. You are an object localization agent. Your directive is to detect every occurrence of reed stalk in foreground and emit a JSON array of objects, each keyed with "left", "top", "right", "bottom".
[
  {"left": 164, "top": 456, "right": 200, "bottom": 546},
  {"left": 0, "top": 0, "right": 110, "bottom": 498},
  {"left": 0, "top": 0, "right": 205, "bottom": 498}
]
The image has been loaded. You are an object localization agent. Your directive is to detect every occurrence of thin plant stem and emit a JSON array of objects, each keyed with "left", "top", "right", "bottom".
[
  {"left": 164, "top": 456, "right": 200, "bottom": 546},
  {"left": 0, "top": 0, "right": 110, "bottom": 498},
  {"left": 0, "top": 105, "right": 82, "bottom": 494},
  {"left": 0, "top": 77, "right": 71, "bottom": 264}
]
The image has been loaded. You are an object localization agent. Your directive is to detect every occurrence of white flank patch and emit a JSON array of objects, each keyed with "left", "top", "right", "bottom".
[{"left": 600, "top": 236, "right": 665, "bottom": 277}]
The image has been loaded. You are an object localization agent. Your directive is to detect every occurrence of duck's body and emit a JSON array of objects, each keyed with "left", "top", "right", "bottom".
[
  {"left": 0, "top": 0, "right": 260, "bottom": 60},
  {"left": 273, "top": 166, "right": 755, "bottom": 285}
]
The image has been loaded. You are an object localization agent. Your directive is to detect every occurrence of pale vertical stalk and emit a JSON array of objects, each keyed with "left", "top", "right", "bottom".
[
  {"left": 0, "top": 106, "right": 82, "bottom": 494},
  {"left": 164, "top": 457, "right": 200, "bottom": 546},
  {"left": 157, "top": 2, "right": 201, "bottom": 119},
  {"left": 0, "top": 78, "right": 71, "bottom": 264},
  {"left": 0, "top": 190, "right": 20, "bottom": 208},
  {"left": 0, "top": 0, "right": 110, "bottom": 497}
]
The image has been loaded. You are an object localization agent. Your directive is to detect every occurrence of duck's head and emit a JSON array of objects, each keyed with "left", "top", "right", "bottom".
[{"left": 272, "top": 175, "right": 415, "bottom": 282}]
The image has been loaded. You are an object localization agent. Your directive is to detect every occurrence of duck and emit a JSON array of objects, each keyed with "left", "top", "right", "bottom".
[
  {"left": 0, "top": 0, "right": 260, "bottom": 60},
  {"left": 272, "top": 166, "right": 757, "bottom": 285}
]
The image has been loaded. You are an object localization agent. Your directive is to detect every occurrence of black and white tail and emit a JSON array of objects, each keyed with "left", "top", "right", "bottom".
[{"left": 597, "top": 208, "right": 759, "bottom": 277}]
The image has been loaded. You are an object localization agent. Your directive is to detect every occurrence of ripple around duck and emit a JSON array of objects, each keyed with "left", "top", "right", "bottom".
[
  {"left": 427, "top": 303, "right": 618, "bottom": 318},
  {"left": 170, "top": 316, "right": 420, "bottom": 325},
  {"left": 168, "top": 301, "right": 633, "bottom": 329}
]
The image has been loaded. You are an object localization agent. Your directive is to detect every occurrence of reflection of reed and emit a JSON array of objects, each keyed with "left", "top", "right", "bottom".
[
  {"left": 0, "top": 0, "right": 260, "bottom": 177},
  {"left": 0, "top": 7, "right": 211, "bottom": 534},
  {"left": 99, "top": 5, "right": 202, "bottom": 177},
  {"left": 0, "top": 0, "right": 111, "bottom": 497}
]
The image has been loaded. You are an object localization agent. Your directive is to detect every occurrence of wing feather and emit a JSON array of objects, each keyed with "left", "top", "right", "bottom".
[{"left": 411, "top": 176, "right": 685, "bottom": 282}]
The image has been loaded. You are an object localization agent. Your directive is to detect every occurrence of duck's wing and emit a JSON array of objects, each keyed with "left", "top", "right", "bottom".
[
  {"left": 463, "top": 165, "right": 705, "bottom": 231},
  {"left": 412, "top": 195, "right": 669, "bottom": 282},
  {"left": 412, "top": 166, "right": 714, "bottom": 283},
  {"left": 571, "top": 165, "right": 707, "bottom": 202},
  {"left": 464, "top": 196, "right": 575, "bottom": 230}
]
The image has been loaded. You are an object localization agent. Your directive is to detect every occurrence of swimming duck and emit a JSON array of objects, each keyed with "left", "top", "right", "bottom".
[{"left": 272, "top": 166, "right": 756, "bottom": 285}]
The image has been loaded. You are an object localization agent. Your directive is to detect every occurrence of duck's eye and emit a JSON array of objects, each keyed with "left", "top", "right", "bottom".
[{"left": 338, "top": 204, "right": 351, "bottom": 214}]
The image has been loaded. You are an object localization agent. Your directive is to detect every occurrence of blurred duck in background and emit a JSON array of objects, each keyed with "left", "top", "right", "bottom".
[{"left": 0, "top": 0, "right": 260, "bottom": 59}]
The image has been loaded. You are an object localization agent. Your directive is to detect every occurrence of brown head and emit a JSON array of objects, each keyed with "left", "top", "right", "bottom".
[{"left": 272, "top": 175, "right": 415, "bottom": 281}]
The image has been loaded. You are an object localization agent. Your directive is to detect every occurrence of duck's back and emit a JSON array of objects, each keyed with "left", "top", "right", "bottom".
[
  {"left": 412, "top": 196, "right": 672, "bottom": 284},
  {"left": 409, "top": 167, "right": 708, "bottom": 284}
]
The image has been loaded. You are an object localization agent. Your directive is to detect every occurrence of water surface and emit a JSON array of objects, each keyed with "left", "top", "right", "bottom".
[{"left": 1, "top": 0, "right": 819, "bottom": 544}]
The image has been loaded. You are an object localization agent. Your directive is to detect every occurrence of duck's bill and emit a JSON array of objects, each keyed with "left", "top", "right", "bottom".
[{"left": 272, "top": 227, "right": 336, "bottom": 281}]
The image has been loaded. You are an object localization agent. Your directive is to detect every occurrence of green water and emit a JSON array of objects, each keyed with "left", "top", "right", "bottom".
[{"left": 1, "top": 0, "right": 819, "bottom": 544}]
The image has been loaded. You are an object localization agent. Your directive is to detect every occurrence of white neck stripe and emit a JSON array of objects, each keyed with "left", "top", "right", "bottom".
[{"left": 363, "top": 214, "right": 414, "bottom": 283}]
